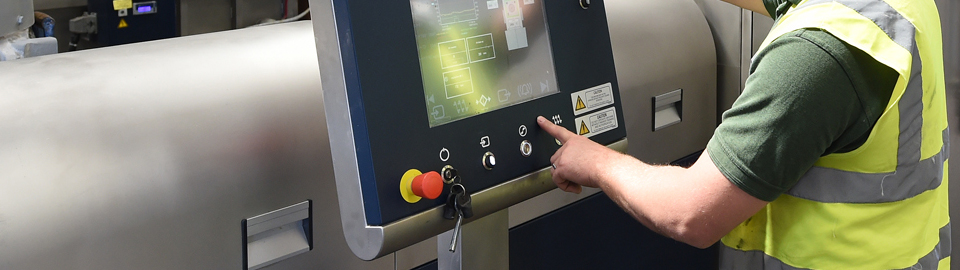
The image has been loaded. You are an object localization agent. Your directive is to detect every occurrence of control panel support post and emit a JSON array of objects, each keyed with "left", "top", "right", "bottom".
[{"left": 438, "top": 209, "right": 509, "bottom": 270}]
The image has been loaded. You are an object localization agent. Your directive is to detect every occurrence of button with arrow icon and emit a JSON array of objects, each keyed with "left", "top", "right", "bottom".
[{"left": 431, "top": 105, "right": 445, "bottom": 119}]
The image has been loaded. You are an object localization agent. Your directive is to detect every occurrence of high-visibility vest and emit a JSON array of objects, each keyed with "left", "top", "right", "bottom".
[{"left": 719, "top": 0, "right": 950, "bottom": 269}]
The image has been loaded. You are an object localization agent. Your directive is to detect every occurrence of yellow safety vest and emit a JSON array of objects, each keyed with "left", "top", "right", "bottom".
[{"left": 720, "top": 0, "right": 950, "bottom": 269}]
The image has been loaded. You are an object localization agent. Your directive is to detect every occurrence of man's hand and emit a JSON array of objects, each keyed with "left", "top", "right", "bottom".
[
  {"left": 536, "top": 116, "right": 624, "bottom": 194},
  {"left": 537, "top": 116, "right": 768, "bottom": 248}
]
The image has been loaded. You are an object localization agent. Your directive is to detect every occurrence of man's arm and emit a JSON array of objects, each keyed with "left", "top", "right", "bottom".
[
  {"left": 721, "top": 0, "right": 771, "bottom": 17},
  {"left": 536, "top": 116, "right": 767, "bottom": 248}
]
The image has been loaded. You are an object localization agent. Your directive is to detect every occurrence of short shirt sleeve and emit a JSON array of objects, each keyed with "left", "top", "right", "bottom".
[{"left": 706, "top": 30, "right": 867, "bottom": 202}]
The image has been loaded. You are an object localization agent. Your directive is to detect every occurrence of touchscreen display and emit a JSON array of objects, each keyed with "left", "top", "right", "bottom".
[{"left": 410, "top": 0, "right": 558, "bottom": 127}]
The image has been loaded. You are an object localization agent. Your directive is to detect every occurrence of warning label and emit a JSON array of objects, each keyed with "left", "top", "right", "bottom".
[
  {"left": 571, "top": 82, "right": 614, "bottom": 116},
  {"left": 113, "top": 0, "right": 132, "bottom": 10},
  {"left": 118, "top": 19, "right": 128, "bottom": 29},
  {"left": 575, "top": 107, "right": 618, "bottom": 138}
]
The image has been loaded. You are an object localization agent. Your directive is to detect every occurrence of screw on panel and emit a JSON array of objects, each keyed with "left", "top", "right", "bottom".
[{"left": 17, "top": 15, "right": 24, "bottom": 25}]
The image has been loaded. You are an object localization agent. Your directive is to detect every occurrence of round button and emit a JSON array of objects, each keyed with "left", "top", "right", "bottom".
[
  {"left": 482, "top": 152, "right": 496, "bottom": 170},
  {"left": 520, "top": 140, "right": 533, "bottom": 157},
  {"left": 412, "top": 171, "right": 444, "bottom": 200}
]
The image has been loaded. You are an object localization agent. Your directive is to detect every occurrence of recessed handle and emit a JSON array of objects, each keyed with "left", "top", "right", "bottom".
[
  {"left": 653, "top": 89, "right": 683, "bottom": 131},
  {"left": 243, "top": 201, "right": 312, "bottom": 270}
]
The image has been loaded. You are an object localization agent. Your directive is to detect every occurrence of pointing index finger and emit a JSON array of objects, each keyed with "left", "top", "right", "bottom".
[{"left": 537, "top": 116, "right": 576, "bottom": 143}]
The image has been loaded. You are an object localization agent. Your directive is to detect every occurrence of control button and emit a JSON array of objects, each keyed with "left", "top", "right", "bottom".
[
  {"left": 482, "top": 152, "right": 496, "bottom": 170},
  {"left": 580, "top": 0, "right": 590, "bottom": 9},
  {"left": 400, "top": 169, "right": 424, "bottom": 203},
  {"left": 552, "top": 115, "right": 563, "bottom": 125},
  {"left": 520, "top": 140, "right": 533, "bottom": 157},
  {"left": 442, "top": 165, "right": 458, "bottom": 184},
  {"left": 519, "top": 125, "right": 528, "bottom": 137},
  {"left": 439, "top": 148, "right": 451, "bottom": 162},
  {"left": 412, "top": 171, "right": 444, "bottom": 200}
]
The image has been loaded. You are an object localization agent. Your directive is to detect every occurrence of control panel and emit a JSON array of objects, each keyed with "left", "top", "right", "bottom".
[
  {"left": 313, "top": 0, "right": 626, "bottom": 260},
  {"left": 89, "top": 0, "right": 177, "bottom": 46}
]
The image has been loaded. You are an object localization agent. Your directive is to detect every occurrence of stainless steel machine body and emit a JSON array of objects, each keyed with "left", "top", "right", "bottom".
[
  {"left": 0, "top": 22, "right": 383, "bottom": 269},
  {"left": 0, "top": 0, "right": 717, "bottom": 268}
]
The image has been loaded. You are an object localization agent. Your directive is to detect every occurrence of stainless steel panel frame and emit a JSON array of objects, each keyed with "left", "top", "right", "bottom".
[
  {"left": 312, "top": 0, "right": 708, "bottom": 261},
  {"left": 309, "top": 0, "right": 633, "bottom": 260}
]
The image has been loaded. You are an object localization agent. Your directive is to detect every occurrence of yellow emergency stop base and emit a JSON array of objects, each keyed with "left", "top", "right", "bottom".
[{"left": 400, "top": 169, "right": 423, "bottom": 203}]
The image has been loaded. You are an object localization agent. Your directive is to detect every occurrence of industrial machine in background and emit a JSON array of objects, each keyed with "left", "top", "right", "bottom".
[
  {"left": 89, "top": 0, "right": 177, "bottom": 46},
  {"left": 0, "top": 0, "right": 717, "bottom": 269},
  {"left": 0, "top": 0, "right": 58, "bottom": 61},
  {"left": 67, "top": 0, "right": 177, "bottom": 48},
  {"left": 64, "top": 0, "right": 303, "bottom": 49}
]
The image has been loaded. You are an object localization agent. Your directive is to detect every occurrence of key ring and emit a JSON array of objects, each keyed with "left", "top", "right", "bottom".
[{"left": 450, "top": 183, "right": 466, "bottom": 197}]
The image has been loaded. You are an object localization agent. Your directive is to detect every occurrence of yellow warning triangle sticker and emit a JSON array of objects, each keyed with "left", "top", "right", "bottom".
[
  {"left": 575, "top": 96, "right": 587, "bottom": 111},
  {"left": 579, "top": 121, "right": 590, "bottom": 135},
  {"left": 118, "top": 19, "right": 129, "bottom": 29}
]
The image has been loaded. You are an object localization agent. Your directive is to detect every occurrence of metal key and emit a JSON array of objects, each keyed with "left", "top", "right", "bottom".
[
  {"left": 449, "top": 207, "right": 464, "bottom": 252},
  {"left": 445, "top": 184, "right": 473, "bottom": 252}
]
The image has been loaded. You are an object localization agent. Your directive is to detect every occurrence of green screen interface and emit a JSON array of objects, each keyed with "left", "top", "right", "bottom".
[{"left": 410, "top": 0, "right": 558, "bottom": 127}]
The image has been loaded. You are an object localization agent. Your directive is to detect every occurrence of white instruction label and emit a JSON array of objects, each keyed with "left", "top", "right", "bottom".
[
  {"left": 571, "top": 83, "right": 614, "bottom": 116},
  {"left": 574, "top": 107, "right": 619, "bottom": 138}
]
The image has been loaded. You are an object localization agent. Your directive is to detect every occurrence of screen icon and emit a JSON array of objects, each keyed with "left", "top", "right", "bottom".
[
  {"left": 552, "top": 115, "right": 563, "bottom": 125},
  {"left": 498, "top": 89, "right": 511, "bottom": 102},
  {"left": 518, "top": 83, "right": 532, "bottom": 97},
  {"left": 431, "top": 105, "right": 446, "bottom": 119},
  {"left": 477, "top": 95, "right": 492, "bottom": 107},
  {"left": 480, "top": 136, "right": 491, "bottom": 148}
]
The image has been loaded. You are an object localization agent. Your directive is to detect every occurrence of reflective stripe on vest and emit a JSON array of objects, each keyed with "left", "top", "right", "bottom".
[
  {"left": 720, "top": 0, "right": 950, "bottom": 269},
  {"left": 720, "top": 222, "right": 951, "bottom": 270}
]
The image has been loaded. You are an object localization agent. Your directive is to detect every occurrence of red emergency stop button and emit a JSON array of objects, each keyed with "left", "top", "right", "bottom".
[{"left": 412, "top": 171, "right": 443, "bottom": 200}]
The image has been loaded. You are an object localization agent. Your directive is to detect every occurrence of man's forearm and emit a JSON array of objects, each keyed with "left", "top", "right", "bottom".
[
  {"left": 592, "top": 151, "right": 764, "bottom": 249},
  {"left": 594, "top": 155, "right": 716, "bottom": 247}
]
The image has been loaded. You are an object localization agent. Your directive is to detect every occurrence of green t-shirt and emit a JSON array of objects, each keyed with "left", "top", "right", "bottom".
[{"left": 706, "top": 0, "right": 899, "bottom": 201}]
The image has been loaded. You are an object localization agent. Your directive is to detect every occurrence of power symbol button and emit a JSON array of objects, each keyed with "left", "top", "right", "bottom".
[{"left": 439, "top": 148, "right": 450, "bottom": 162}]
